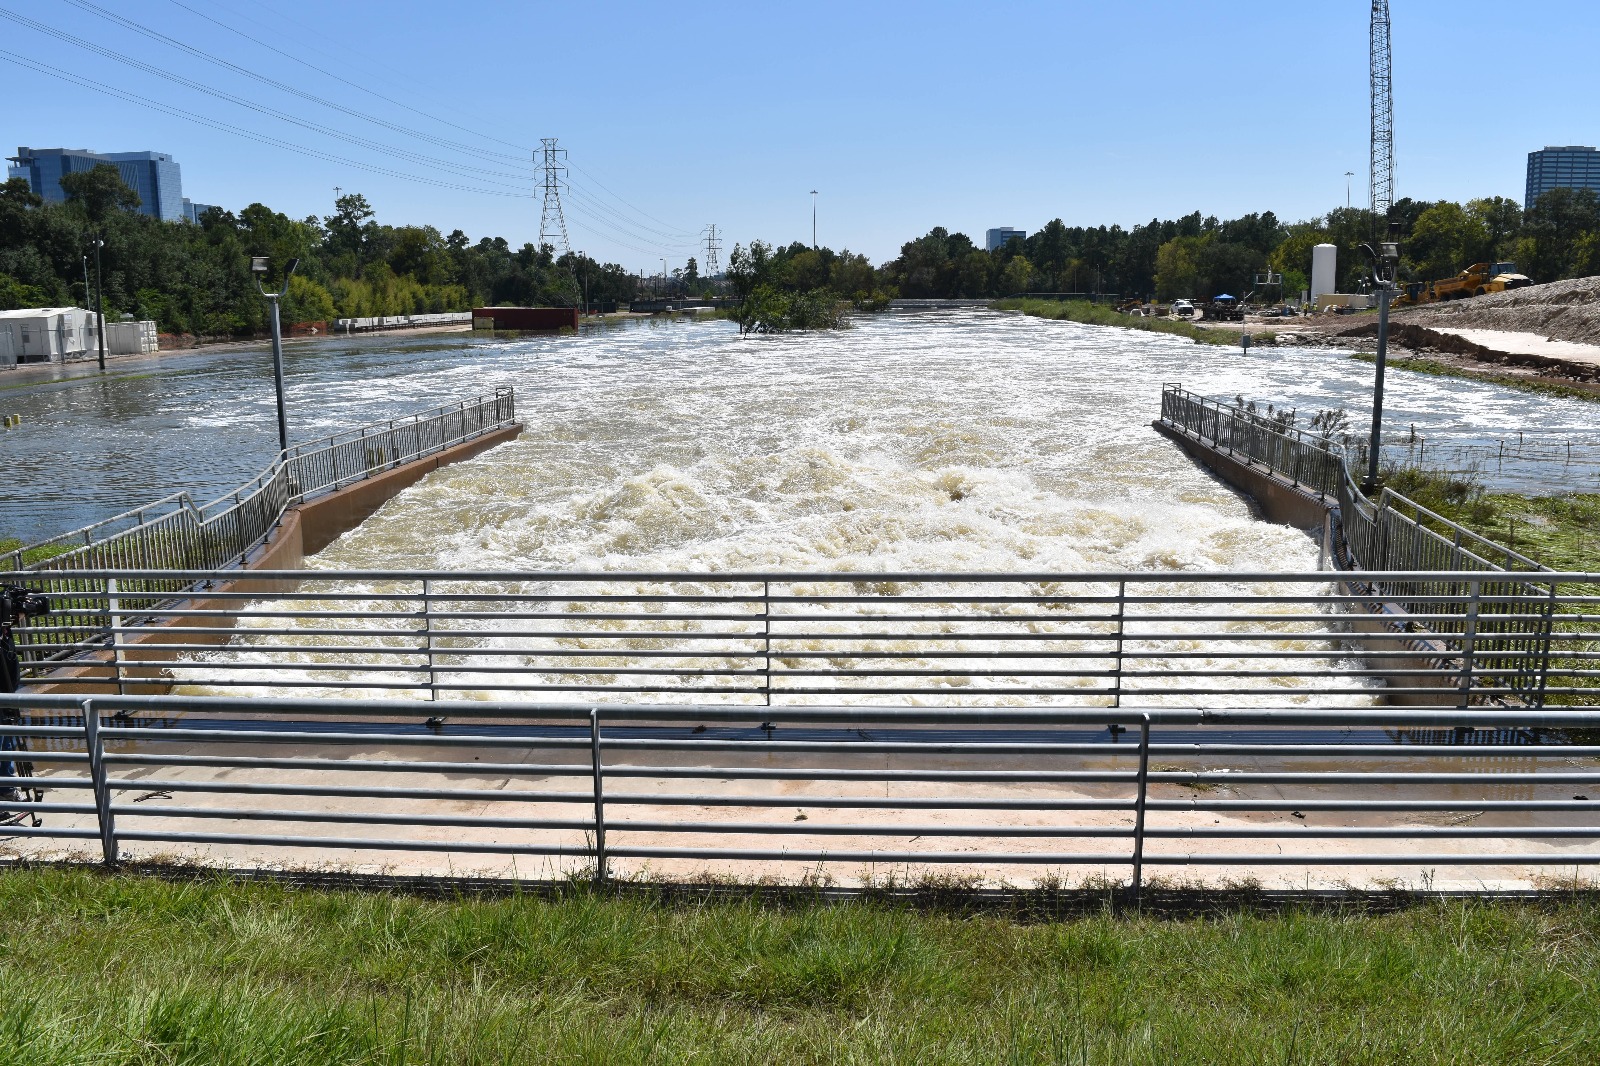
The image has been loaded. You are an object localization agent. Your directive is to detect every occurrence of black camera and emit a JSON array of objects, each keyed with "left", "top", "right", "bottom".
[{"left": 0, "top": 585, "right": 50, "bottom": 628}]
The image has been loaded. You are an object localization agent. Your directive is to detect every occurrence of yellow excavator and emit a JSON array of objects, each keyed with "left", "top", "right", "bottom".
[{"left": 1396, "top": 262, "right": 1532, "bottom": 307}]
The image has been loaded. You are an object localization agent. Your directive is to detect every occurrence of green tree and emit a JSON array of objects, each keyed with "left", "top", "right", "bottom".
[
  {"left": 1154, "top": 237, "right": 1203, "bottom": 300},
  {"left": 999, "top": 255, "right": 1033, "bottom": 296},
  {"left": 58, "top": 164, "right": 140, "bottom": 226}
]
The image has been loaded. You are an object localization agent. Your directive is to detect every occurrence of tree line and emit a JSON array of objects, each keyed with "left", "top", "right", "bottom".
[
  {"left": 5, "top": 160, "right": 1600, "bottom": 335},
  {"left": 0, "top": 163, "right": 641, "bottom": 336},
  {"left": 735, "top": 189, "right": 1600, "bottom": 305}
]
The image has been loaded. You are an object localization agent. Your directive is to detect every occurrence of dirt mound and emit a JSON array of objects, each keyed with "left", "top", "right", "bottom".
[
  {"left": 1391, "top": 275, "right": 1600, "bottom": 346},
  {"left": 1337, "top": 321, "right": 1600, "bottom": 381}
]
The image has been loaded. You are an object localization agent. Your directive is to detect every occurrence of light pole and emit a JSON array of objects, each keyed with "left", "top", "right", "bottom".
[
  {"left": 810, "top": 190, "right": 818, "bottom": 249},
  {"left": 252, "top": 255, "right": 299, "bottom": 457},
  {"left": 1360, "top": 233, "right": 1400, "bottom": 493},
  {"left": 90, "top": 237, "right": 106, "bottom": 371},
  {"left": 1345, "top": 171, "right": 1354, "bottom": 212}
]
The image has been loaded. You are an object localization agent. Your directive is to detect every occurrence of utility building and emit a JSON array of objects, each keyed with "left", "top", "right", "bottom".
[
  {"left": 7, "top": 146, "right": 189, "bottom": 221},
  {"left": 1525, "top": 146, "right": 1600, "bottom": 209},
  {"left": 0, "top": 307, "right": 98, "bottom": 365}
]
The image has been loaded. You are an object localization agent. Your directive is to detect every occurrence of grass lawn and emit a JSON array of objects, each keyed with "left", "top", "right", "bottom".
[{"left": 1, "top": 867, "right": 1596, "bottom": 1064}]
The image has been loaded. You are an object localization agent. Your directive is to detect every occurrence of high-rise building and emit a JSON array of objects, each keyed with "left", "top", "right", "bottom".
[
  {"left": 985, "top": 227, "right": 1026, "bottom": 253},
  {"left": 1525, "top": 146, "right": 1600, "bottom": 210},
  {"left": 7, "top": 146, "right": 188, "bottom": 221}
]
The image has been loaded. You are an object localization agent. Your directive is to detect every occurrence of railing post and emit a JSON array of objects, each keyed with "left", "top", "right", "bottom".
[
  {"left": 590, "top": 707, "right": 607, "bottom": 884},
  {"left": 421, "top": 578, "right": 437, "bottom": 701},
  {"left": 105, "top": 577, "right": 125, "bottom": 697},
  {"left": 1129, "top": 713, "right": 1152, "bottom": 909},
  {"left": 1109, "top": 580, "right": 1126, "bottom": 710},
  {"left": 761, "top": 580, "right": 772, "bottom": 707},
  {"left": 81, "top": 698, "right": 117, "bottom": 866},
  {"left": 1458, "top": 579, "right": 1482, "bottom": 710}
]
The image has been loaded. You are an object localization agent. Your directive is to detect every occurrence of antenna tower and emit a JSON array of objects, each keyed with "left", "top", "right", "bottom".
[
  {"left": 1369, "top": 0, "right": 1394, "bottom": 222},
  {"left": 702, "top": 224, "right": 722, "bottom": 277},
  {"left": 537, "top": 137, "right": 571, "bottom": 256}
]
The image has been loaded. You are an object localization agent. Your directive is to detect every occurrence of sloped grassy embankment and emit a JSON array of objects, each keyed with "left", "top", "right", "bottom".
[{"left": 0, "top": 867, "right": 1597, "bottom": 1063}]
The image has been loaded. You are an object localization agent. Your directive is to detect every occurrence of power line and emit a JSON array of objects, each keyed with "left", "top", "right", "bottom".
[
  {"left": 538, "top": 138, "right": 571, "bottom": 256},
  {"left": 0, "top": 51, "right": 529, "bottom": 199},
  {"left": 60, "top": 0, "right": 527, "bottom": 166},
  {"left": 162, "top": 0, "right": 531, "bottom": 160},
  {"left": 0, "top": 7, "right": 529, "bottom": 187}
]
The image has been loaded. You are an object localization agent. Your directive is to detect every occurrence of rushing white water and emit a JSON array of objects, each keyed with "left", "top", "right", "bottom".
[
  {"left": 311, "top": 311, "right": 1319, "bottom": 574},
  {"left": 172, "top": 312, "right": 1397, "bottom": 709}
]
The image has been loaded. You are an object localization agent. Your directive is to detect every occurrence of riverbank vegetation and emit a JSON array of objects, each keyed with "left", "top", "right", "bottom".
[
  {"left": 0, "top": 168, "right": 638, "bottom": 336},
  {"left": 1376, "top": 466, "right": 1600, "bottom": 569},
  {"left": 1, "top": 866, "right": 1597, "bottom": 1063},
  {"left": 734, "top": 284, "right": 850, "bottom": 333},
  {"left": 992, "top": 297, "right": 1238, "bottom": 345}
]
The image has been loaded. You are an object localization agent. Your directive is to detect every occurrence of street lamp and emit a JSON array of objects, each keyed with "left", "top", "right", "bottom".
[
  {"left": 810, "top": 189, "right": 818, "bottom": 250},
  {"left": 90, "top": 237, "right": 106, "bottom": 371},
  {"left": 1359, "top": 231, "right": 1401, "bottom": 494},
  {"left": 252, "top": 255, "right": 299, "bottom": 457}
]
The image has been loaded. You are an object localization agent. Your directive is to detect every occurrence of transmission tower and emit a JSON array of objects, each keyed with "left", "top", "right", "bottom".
[
  {"left": 537, "top": 137, "right": 571, "bottom": 256},
  {"left": 702, "top": 224, "right": 722, "bottom": 277},
  {"left": 1369, "top": 0, "right": 1394, "bottom": 223}
]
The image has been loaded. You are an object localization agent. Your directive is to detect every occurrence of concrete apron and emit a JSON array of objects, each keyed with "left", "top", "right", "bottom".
[
  {"left": 1152, "top": 418, "right": 1474, "bottom": 710},
  {"left": 30, "top": 423, "right": 522, "bottom": 697}
]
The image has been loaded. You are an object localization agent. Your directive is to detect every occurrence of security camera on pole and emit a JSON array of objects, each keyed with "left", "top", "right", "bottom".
[{"left": 251, "top": 256, "right": 299, "bottom": 457}]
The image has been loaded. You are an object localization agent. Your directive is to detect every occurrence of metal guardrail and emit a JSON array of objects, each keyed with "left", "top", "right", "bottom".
[
  {"left": 6, "top": 691, "right": 1600, "bottom": 892},
  {"left": 1, "top": 389, "right": 516, "bottom": 661},
  {"left": 7, "top": 569, "right": 1592, "bottom": 708},
  {"left": 2, "top": 571, "right": 1595, "bottom": 888},
  {"left": 1159, "top": 384, "right": 1560, "bottom": 705}
]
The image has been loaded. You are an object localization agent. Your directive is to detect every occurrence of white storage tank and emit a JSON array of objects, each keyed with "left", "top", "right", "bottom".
[{"left": 1311, "top": 244, "right": 1338, "bottom": 305}]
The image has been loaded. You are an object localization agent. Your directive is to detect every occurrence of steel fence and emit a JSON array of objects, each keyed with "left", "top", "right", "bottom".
[
  {"left": 6, "top": 691, "right": 1600, "bottom": 892},
  {"left": 1, "top": 389, "right": 516, "bottom": 663},
  {"left": 7, "top": 569, "right": 1594, "bottom": 709},
  {"left": 1160, "top": 384, "right": 1561, "bottom": 704}
]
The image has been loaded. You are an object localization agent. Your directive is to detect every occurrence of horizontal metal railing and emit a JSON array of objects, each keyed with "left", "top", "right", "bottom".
[
  {"left": 7, "top": 691, "right": 1600, "bottom": 892},
  {"left": 7, "top": 569, "right": 1595, "bottom": 709},
  {"left": 2, "top": 390, "right": 516, "bottom": 663},
  {"left": 1159, "top": 384, "right": 1559, "bottom": 704}
]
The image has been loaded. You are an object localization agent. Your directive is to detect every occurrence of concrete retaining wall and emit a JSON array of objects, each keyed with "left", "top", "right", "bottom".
[
  {"left": 1152, "top": 417, "right": 1465, "bottom": 709},
  {"left": 35, "top": 424, "right": 521, "bottom": 695}
]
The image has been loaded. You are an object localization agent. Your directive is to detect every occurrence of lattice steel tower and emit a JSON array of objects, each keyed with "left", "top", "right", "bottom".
[
  {"left": 702, "top": 224, "right": 722, "bottom": 277},
  {"left": 1369, "top": 0, "right": 1394, "bottom": 222},
  {"left": 537, "top": 137, "right": 571, "bottom": 256}
]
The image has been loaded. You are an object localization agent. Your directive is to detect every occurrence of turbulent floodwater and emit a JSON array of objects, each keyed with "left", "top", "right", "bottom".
[
  {"left": 7, "top": 310, "right": 1599, "bottom": 545},
  {"left": 311, "top": 312, "right": 1319, "bottom": 573},
  {"left": 157, "top": 309, "right": 1577, "bottom": 708}
]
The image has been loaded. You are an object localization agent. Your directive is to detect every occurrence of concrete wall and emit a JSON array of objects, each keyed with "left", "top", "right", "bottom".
[
  {"left": 34, "top": 423, "right": 521, "bottom": 695},
  {"left": 1152, "top": 417, "right": 1467, "bottom": 709}
]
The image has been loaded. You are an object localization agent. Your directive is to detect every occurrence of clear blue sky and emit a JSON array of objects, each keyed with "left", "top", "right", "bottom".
[{"left": 4, "top": 0, "right": 1593, "bottom": 268}]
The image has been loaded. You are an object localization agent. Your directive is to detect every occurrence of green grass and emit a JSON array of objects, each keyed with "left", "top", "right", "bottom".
[
  {"left": 1351, "top": 352, "right": 1600, "bottom": 404},
  {"left": 993, "top": 298, "right": 1245, "bottom": 347},
  {"left": 0, "top": 536, "right": 74, "bottom": 568},
  {"left": 1376, "top": 468, "right": 1600, "bottom": 570},
  {"left": 2, "top": 866, "right": 1599, "bottom": 1063}
]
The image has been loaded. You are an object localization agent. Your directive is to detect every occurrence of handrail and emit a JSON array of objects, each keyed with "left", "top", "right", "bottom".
[
  {"left": 2, "top": 388, "right": 517, "bottom": 660},
  {"left": 1159, "top": 384, "right": 1560, "bottom": 707}
]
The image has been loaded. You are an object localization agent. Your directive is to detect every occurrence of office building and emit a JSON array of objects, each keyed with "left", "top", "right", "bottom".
[
  {"left": 182, "top": 197, "right": 220, "bottom": 223},
  {"left": 985, "top": 227, "right": 1026, "bottom": 253},
  {"left": 7, "top": 146, "right": 187, "bottom": 221},
  {"left": 1525, "top": 146, "right": 1600, "bottom": 209}
]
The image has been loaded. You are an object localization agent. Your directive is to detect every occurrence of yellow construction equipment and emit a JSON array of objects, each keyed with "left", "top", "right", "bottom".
[{"left": 1396, "top": 262, "right": 1532, "bottom": 306}]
